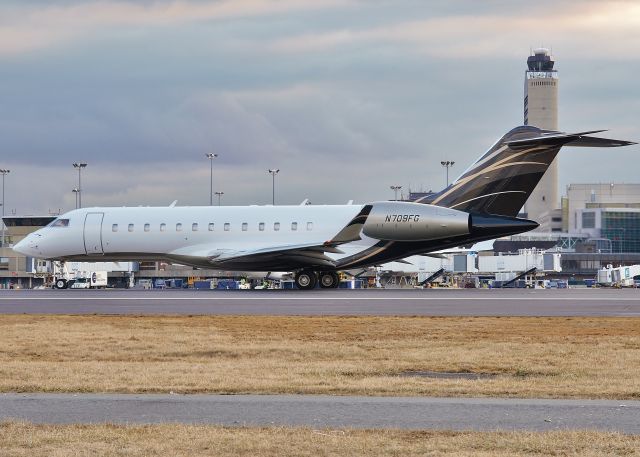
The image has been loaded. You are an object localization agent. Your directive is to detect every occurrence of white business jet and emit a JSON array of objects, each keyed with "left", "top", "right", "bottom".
[{"left": 14, "top": 126, "right": 634, "bottom": 290}]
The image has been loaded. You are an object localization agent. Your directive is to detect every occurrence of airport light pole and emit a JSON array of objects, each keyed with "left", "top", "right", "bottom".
[
  {"left": 205, "top": 153, "right": 218, "bottom": 206},
  {"left": 390, "top": 185, "right": 402, "bottom": 201},
  {"left": 0, "top": 169, "right": 9, "bottom": 248},
  {"left": 72, "top": 162, "right": 87, "bottom": 208},
  {"left": 72, "top": 188, "right": 79, "bottom": 209},
  {"left": 215, "top": 191, "right": 224, "bottom": 206},
  {"left": 268, "top": 169, "right": 279, "bottom": 205},
  {"left": 440, "top": 160, "right": 455, "bottom": 187}
]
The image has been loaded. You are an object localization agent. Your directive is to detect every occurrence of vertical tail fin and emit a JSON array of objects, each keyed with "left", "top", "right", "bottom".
[{"left": 416, "top": 126, "right": 635, "bottom": 217}]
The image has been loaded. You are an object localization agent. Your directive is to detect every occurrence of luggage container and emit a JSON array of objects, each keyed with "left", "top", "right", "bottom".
[{"left": 194, "top": 280, "right": 214, "bottom": 290}]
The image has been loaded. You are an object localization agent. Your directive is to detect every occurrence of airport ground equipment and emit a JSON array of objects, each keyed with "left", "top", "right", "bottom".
[
  {"left": 499, "top": 267, "right": 537, "bottom": 288},
  {"left": 49, "top": 261, "right": 133, "bottom": 289},
  {"left": 419, "top": 268, "right": 445, "bottom": 286},
  {"left": 597, "top": 264, "right": 640, "bottom": 287}
]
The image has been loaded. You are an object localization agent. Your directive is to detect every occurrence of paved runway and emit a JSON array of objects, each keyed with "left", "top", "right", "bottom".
[
  {"left": 0, "top": 288, "right": 639, "bottom": 316},
  {"left": 2, "top": 393, "right": 639, "bottom": 432}
]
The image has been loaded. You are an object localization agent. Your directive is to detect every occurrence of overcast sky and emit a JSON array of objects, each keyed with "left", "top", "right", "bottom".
[{"left": 1, "top": 0, "right": 638, "bottom": 215}]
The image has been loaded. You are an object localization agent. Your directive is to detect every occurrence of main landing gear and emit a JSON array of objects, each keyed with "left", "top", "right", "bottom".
[{"left": 294, "top": 270, "right": 340, "bottom": 290}]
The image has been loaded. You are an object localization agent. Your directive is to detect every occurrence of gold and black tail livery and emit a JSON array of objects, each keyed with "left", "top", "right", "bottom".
[{"left": 417, "top": 126, "right": 636, "bottom": 217}]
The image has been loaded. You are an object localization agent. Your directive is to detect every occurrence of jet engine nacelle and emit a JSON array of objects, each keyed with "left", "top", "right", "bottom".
[{"left": 362, "top": 201, "right": 470, "bottom": 241}]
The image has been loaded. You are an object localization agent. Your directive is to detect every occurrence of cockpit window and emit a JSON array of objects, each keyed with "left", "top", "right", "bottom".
[{"left": 48, "top": 218, "right": 70, "bottom": 228}]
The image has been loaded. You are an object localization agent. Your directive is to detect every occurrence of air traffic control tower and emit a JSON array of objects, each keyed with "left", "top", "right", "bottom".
[{"left": 523, "top": 48, "right": 559, "bottom": 227}]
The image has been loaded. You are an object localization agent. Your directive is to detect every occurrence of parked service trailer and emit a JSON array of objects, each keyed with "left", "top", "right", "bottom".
[
  {"left": 89, "top": 271, "right": 108, "bottom": 288},
  {"left": 67, "top": 271, "right": 107, "bottom": 289}
]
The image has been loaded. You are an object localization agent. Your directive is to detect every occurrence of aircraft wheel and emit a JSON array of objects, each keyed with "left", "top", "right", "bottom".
[
  {"left": 319, "top": 271, "right": 340, "bottom": 289},
  {"left": 55, "top": 279, "right": 67, "bottom": 289},
  {"left": 295, "top": 270, "right": 317, "bottom": 290}
]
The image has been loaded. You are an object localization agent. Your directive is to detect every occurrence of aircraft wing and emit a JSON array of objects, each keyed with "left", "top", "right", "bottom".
[
  {"left": 167, "top": 241, "right": 346, "bottom": 270},
  {"left": 208, "top": 243, "right": 344, "bottom": 269},
  {"left": 166, "top": 205, "right": 373, "bottom": 270}
]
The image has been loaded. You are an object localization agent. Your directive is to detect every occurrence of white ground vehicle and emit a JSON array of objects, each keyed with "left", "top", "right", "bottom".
[{"left": 51, "top": 262, "right": 109, "bottom": 289}]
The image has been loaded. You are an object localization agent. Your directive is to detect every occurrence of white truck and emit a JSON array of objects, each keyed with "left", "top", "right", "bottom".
[
  {"left": 52, "top": 262, "right": 109, "bottom": 289},
  {"left": 67, "top": 271, "right": 108, "bottom": 289}
]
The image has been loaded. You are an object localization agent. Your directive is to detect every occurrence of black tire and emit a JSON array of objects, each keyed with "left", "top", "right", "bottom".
[
  {"left": 295, "top": 270, "right": 317, "bottom": 290},
  {"left": 55, "top": 279, "right": 67, "bottom": 289},
  {"left": 319, "top": 271, "right": 340, "bottom": 289}
]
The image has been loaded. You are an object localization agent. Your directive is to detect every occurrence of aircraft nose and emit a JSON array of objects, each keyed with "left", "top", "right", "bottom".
[
  {"left": 12, "top": 238, "right": 28, "bottom": 255},
  {"left": 13, "top": 234, "right": 39, "bottom": 257}
]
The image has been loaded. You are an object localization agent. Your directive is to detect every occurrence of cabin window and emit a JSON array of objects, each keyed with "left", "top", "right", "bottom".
[
  {"left": 112, "top": 224, "right": 118, "bottom": 232},
  {"left": 176, "top": 223, "right": 182, "bottom": 232},
  {"left": 274, "top": 222, "right": 280, "bottom": 231},
  {"left": 128, "top": 224, "right": 134, "bottom": 232},
  {"left": 224, "top": 223, "right": 230, "bottom": 231},
  {"left": 208, "top": 223, "right": 214, "bottom": 231},
  {"left": 291, "top": 222, "right": 298, "bottom": 231},
  {"left": 160, "top": 223, "right": 166, "bottom": 232},
  {"left": 307, "top": 222, "right": 313, "bottom": 231},
  {"left": 242, "top": 222, "right": 248, "bottom": 231},
  {"left": 144, "top": 223, "right": 150, "bottom": 232},
  {"left": 192, "top": 223, "right": 198, "bottom": 231},
  {"left": 259, "top": 222, "right": 265, "bottom": 231}
]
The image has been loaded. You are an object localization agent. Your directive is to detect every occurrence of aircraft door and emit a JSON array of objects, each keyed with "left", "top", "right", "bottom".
[{"left": 84, "top": 212, "right": 104, "bottom": 254}]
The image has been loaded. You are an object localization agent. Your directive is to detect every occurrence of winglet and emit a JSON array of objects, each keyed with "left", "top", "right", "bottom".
[{"left": 325, "top": 204, "right": 372, "bottom": 245}]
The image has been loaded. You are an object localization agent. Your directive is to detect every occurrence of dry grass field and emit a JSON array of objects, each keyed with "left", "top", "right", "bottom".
[
  {"left": 1, "top": 422, "right": 639, "bottom": 456},
  {"left": 0, "top": 315, "right": 639, "bottom": 398}
]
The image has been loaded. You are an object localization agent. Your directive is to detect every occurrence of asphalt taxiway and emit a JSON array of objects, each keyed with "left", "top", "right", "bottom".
[
  {"left": 0, "top": 288, "right": 639, "bottom": 316},
  {"left": 2, "top": 394, "right": 639, "bottom": 432},
  {"left": 2, "top": 289, "right": 639, "bottom": 432}
]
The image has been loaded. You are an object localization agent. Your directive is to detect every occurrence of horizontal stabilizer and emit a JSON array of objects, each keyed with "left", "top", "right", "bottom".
[
  {"left": 565, "top": 135, "right": 637, "bottom": 148},
  {"left": 507, "top": 130, "right": 636, "bottom": 149}
]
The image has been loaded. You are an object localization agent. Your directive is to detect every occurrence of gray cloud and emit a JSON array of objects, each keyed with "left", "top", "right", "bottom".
[{"left": 0, "top": 0, "right": 638, "bottom": 215}]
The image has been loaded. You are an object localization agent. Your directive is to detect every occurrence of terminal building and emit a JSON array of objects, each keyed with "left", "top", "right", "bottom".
[
  {"left": 0, "top": 216, "right": 55, "bottom": 288},
  {"left": 565, "top": 183, "right": 640, "bottom": 253}
]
